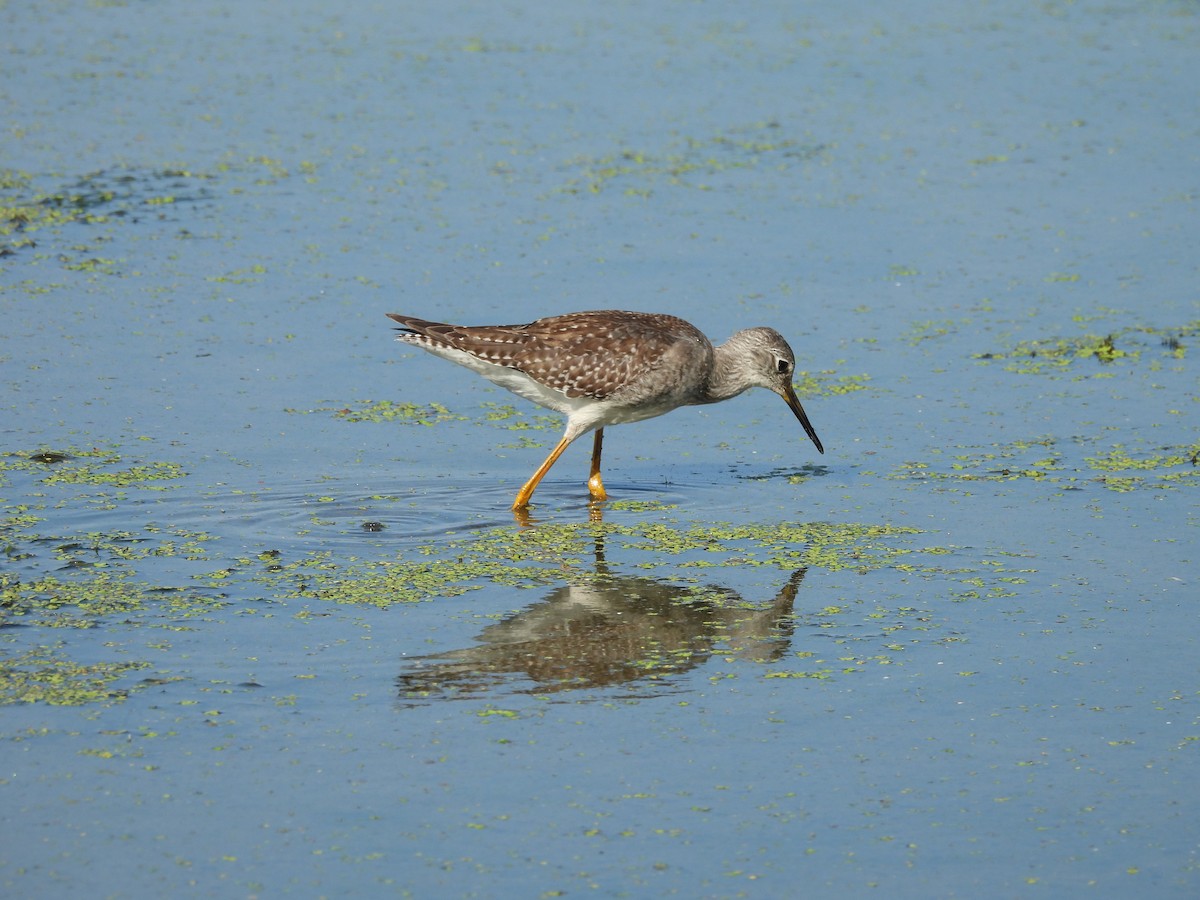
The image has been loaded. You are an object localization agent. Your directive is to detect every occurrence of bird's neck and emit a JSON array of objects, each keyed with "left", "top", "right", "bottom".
[{"left": 702, "top": 336, "right": 756, "bottom": 404}]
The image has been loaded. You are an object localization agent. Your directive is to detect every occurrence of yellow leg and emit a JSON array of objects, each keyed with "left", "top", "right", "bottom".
[
  {"left": 512, "top": 435, "right": 575, "bottom": 510},
  {"left": 587, "top": 429, "right": 607, "bottom": 502}
]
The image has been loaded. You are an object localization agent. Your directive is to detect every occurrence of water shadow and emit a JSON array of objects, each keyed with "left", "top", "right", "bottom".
[{"left": 397, "top": 533, "right": 806, "bottom": 704}]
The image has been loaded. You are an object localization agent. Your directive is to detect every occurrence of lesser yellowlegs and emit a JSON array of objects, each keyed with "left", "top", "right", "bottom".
[{"left": 388, "top": 310, "right": 824, "bottom": 510}]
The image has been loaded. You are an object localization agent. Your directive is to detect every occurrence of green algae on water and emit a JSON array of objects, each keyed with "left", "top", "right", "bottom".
[
  {"left": 559, "top": 124, "right": 825, "bottom": 195},
  {"left": 792, "top": 371, "right": 872, "bottom": 398},
  {"left": 975, "top": 322, "right": 1198, "bottom": 376},
  {"left": 3, "top": 446, "right": 185, "bottom": 489},
  {"left": 286, "top": 399, "right": 464, "bottom": 424},
  {"left": 2, "top": 571, "right": 227, "bottom": 628},
  {"left": 890, "top": 436, "right": 1200, "bottom": 493},
  {"left": 0, "top": 644, "right": 150, "bottom": 706},
  {"left": 0, "top": 167, "right": 213, "bottom": 262},
  {"left": 249, "top": 519, "right": 967, "bottom": 611}
]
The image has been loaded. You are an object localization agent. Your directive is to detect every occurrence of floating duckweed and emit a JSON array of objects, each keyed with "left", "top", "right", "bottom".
[
  {"left": 891, "top": 437, "right": 1199, "bottom": 493},
  {"left": 335, "top": 399, "right": 464, "bottom": 424},
  {"left": 560, "top": 125, "right": 825, "bottom": 195},
  {"left": 284, "top": 399, "right": 464, "bottom": 424},
  {"left": 0, "top": 167, "right": 213, "bottom": 260},
  {"left": 976, "top": 322, "right": 1197, "bottom": 375},
  {"left": 479, "top": 402, "right": 560, "bottom": 431},
  {"left": 792, "top": 371, "right": 872, "bottom": 397},
  {"left": 608, "top": 499, "right": 679, "bottom": 513},
  {"left": 259, "top": 519, "right": 943, "bottom": 610},
  {"left": 41, "top": 461, "right": 185, "bottom": 488},
  {"left": 1085, "top": 444, "right": 1198, "bottom": 473},
  {"left": 1, "top": 572, "right": 226, "bottom": 625},
  {"left": 0, "top": 645, "right": 150, "bottom": 706},
  {"left": 1085, "top": 443, "right": 1200, "bottom": 492},
  {"left": 903, "top": 320, "right": 958, "bottom": 345},
  {"left": 4, "top": 447, "right": 185, "bottom": 489}
]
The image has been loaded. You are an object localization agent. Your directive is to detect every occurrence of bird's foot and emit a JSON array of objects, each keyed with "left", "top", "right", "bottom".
[{"left": 587, "top": 472, "right": 607, "bottom": 502}]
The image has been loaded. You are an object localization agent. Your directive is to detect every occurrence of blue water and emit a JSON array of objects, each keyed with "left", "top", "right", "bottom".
[{"left": 2, "top": 1, "right": 1198, "bottom": 897}]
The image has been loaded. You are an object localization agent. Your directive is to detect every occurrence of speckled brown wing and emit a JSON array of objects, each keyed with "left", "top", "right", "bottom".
[
  {"left": 513, "top": 311, "right": 710, "bottom": 400},
  {"left": 389, "top": 311, "right": 709, "bottom": 401},
  {"left": 388, "top": 314, "right": 534, "bottom": 367}
]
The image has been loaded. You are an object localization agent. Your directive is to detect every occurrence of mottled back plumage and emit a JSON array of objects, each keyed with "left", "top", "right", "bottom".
[{"left": 390, "top": 310, "right": 709, "bottom": 403}]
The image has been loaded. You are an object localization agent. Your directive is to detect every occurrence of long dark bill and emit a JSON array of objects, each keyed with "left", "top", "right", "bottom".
[{"left": 779, "top": 384, "right": 825, "bottom": 455}]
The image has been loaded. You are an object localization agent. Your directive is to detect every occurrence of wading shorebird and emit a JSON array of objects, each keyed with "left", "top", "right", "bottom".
[{"left": 388, "top": 310, "right": 824, "bottom": 510}]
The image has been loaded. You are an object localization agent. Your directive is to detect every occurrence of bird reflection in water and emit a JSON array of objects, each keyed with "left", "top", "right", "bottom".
[{"left": 397, "top": 560, "right": 807, "bottom": 704}]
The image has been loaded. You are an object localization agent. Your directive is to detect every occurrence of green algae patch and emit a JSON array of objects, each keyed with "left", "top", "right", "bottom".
[
  {"left": 477, "top": 402, "right": 560, "bottom": 432},
  {"left": 247, "top": 518, "right": 968, "bottom": 611},
  {"left": 0, "top": 644, "right": 150, "bottom": 706},
  {"left": 289, "top": 399, "right": 563, "bottom": 432},
  {"left": 608, "top": 499, "right": 679, "bottom": 513},
  {"left": 284, "top": 399, "right": 464, "bottom": 424},
  {"left": 793, "top": 371, "right": 873, "bottom": 398},
  {"left": 611, "top": 520, "right": 926, "bottom": 573},
  {"left": 3, "top": 446, "right": 105, "bottom": 479},
  {"left": 3, "top": 446, "right": 185, "bottom": 490},
  {"left": 1085, "top": 443, "right": 1200, "bottom": 492},
  {"left": 559, "top": 124, "right": 825, "bottom": 195},
  {"left": 890, "top": 436, "right": 1200, "bottom": 494},
  {"left": 252, "top": 524, "right": 599, "bottom": 606},
  {"left": 0, "top": 167, "right": 214, "bottom": 261},
  {"left": 903, "top": 319, "right": 961, "bottom": 346},
  {"left": 975, "top": 322, "right": 1198, "bottom": 376},
  {"left": 891, "top": 436, "right": 1068, "bottom": 486},
  {"left": 2, "top": 572, "right": 227, "bottom": 628},
  {"left": 263, "top": 554, "right": 565, "bottom": 607},
  {"left": 40, "top": 460, "right": 185, "bottom": 489},
  {"left": 1, "top": 444, "right": 225, "bottom": 636},
  {"left": 336, "top": 400, "right": 464, "bottom": 425}
]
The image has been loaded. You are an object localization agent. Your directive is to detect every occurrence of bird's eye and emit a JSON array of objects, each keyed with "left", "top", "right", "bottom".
[{"left": 776, "top": 358, "right": 791, "bottom": 375}]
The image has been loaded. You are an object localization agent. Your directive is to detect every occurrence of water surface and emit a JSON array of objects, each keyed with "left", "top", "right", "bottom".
[{"left": 2, "top": 1, "right": 1198, "bottom": 896}]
